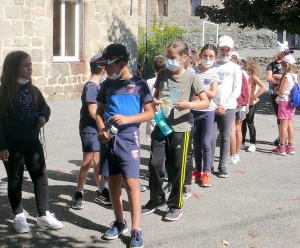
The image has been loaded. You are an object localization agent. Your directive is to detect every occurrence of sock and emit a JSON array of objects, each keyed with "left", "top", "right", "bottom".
[
  {"left": 104, "top": 177, "right": 108, "bottom": 189},
  {"left": 280, "top": 144, "right": 285, "bottom": 147},
  {"left": 97, "top": 184, "right": 105, "bottom": 193},
  {"left": 77, "top": 189, "right": 84, "bottom": 194}
]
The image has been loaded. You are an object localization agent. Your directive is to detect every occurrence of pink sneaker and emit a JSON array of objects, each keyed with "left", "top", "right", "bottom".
[
  {"left": 271, "top": 146, "right": 286, "bottom": 155},
  {"left": 286, "top": 144, "right": 295, "bottom": 155}
]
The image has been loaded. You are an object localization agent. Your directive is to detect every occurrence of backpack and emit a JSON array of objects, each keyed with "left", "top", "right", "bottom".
[
  {"left": 236, "top": 72, "right": 249, "bottom": 106},
  {"left": 289, "top": 74, "right": 300, "bottom": 107}
]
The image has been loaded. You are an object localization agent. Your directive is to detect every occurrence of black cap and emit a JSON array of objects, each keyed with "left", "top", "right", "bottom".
[{"left": 96, "top": 43, "right": 130, "bottom": 65}]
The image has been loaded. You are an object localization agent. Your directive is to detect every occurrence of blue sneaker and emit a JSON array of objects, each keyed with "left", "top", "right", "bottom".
[
  {"left": 103, "top": 220, "right": 128, "bottom": 240},
  {"left": 130, "top": 229, "right": 144, "bottom": 248}
]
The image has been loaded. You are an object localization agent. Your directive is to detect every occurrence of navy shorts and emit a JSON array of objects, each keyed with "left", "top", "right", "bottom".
[
  {"left": 80, "top": 132, "right": 100, "bottom": 152},
  {"left": 100, "top": 126, "right": 140, "bottom": 179}
]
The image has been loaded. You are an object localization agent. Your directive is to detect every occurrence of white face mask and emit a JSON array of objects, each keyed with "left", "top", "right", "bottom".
[
  {"left": 109, "top": 64, "right": 122, "bottom": 80},
  {"left": 18, "top": 77, "right": 29, "bottom": 85},
  {"left": 201, "top": 60, "right": 214, "bottom": 68}
]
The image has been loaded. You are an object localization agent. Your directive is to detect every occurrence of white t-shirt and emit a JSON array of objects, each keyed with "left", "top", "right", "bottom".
[
  {"left": 212, "top": 61, "right": 242, "bottom": 110},
  {"left": 276, "top": 73, "right": 298, "bottom": 102},
  {"left": 147, "top": 77, "right": 156, "bottom": 96},
  {"left": 189, "top": 66, "right": 220, "bottom": 111}
]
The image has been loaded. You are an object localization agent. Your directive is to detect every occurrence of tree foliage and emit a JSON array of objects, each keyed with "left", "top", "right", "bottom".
[
  {"left": 195, "top": 0, "right": 300, "bottom": 34},
  {"left": 138, "top": 16, "right": 185, "bottom": 79}
]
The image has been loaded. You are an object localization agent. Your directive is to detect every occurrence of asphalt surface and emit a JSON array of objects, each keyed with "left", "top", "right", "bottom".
[{"left": 1, "top": 91, "right": 300, "bottom": 248}]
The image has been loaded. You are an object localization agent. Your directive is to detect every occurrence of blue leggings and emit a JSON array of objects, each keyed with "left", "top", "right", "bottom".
[{"left": 192, "top": 110, "right": 214, "bottom": 173}]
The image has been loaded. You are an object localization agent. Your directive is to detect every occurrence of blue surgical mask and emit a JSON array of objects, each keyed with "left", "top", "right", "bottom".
[
  {"left": 166, "top": 59, "right": 181, "bottom": 71},
  {"left": 218, "top": 57, "right": 230, "bottom": 62}
]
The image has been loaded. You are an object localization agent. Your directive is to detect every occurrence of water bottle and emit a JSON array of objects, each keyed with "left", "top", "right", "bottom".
[
  {"left": 154, "top": 111, "right": 172, "bottom": 136},
  {"left": 107, "top": 125, "right": 118, "bottom": 138},
  {"left": 107, "top": 118, "right": 118, "bottom": 138}
]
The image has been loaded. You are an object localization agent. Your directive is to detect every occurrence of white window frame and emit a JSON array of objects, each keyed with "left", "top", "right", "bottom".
[{"left": 53, "top": 0, "right": 80, "bottom": 62}]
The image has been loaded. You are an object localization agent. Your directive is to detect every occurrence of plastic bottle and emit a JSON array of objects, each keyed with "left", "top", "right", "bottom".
[
  {"left": 107, "top": 125, "right": 118, "bottom": 138},
  {"left": 107, "top": 118, "right": 118, "bottom": 138},
  {"left": 154, "top": 111, "right": 173, "bottom": 136}
]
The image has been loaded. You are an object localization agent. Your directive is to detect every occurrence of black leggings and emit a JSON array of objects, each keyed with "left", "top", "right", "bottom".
[
  {"left": 242, "top": 105, "right": 256, "bottom": 144},
  {"left": 3, "top": 138, "right": 49, "bottom": 216},
  {"left": 270, "top": 94, "right": 280, "bottom": 125}
]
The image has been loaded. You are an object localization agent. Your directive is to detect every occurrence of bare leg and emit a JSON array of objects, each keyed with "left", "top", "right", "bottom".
[
  {"left": 279, "top": 120, "right": 288, "bottom": 145},
  {"left": 123, "top": 178, "right": 141, "bottom": 229},
  {"left": 235, "top": 120, "right": 243, "bottom": 153},
  {"left": 77, "top": 152, "right": 93, "bottom": 190},
  {"left": 92, "top": 152, "right": 102, "bottom": 186},
  {"left": 287, "top": 120, "right": 294, "bottom": 144},
  {"left": 108, "top": 174, "right": 124, "bottom": 222}
]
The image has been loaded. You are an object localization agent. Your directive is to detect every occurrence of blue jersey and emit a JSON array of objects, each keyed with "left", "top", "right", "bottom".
[{"left": 97, "top": 75, "right": 153, "bottom": 128}]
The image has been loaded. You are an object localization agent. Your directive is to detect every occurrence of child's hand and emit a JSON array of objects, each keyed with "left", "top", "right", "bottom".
[
  {"left": 37, "top": 116, "right": 46, "bottom": 128},
  {"left": 153, "top": 99, "right": 164, "bottom": 112},
  {"left": 99, "top": 127, "right": 110, "bottom": 143},
  {"left": 215, "top": 106, "right": 226, "bottom": 116},
  {"left": 0, "top": 150, "right": 9, "bottom": 162},
  {"left": 173, "top": 101, "right": 189, "bottom": 111},
  {"left": 111, "top": 114, "right": 130, "bottom": 126}
]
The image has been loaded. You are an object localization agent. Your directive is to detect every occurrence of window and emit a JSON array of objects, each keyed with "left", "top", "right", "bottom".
[
  {"left": 190, "top": 0, "right": 201, "bottom": 16},
  {"left": 158, "top": 0, "right": 168, "bottom": 17},
  {"left": 53, "top": 0, "right": 80, "bottom": 62}
]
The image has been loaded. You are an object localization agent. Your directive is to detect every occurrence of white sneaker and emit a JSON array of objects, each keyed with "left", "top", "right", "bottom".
[
  {"left": 240, "top": 143, "right": 246, "bottom": 150},
  {"left": 13, "top": 213, "right": 30, "bottom": 233},
  {"left": 227, "top": 156, "right": 237, "bottom": 164},
  {"left": 37, "top": 211, "right": 63, "bottom": 229},
  {"left": 235, "top": 154, "right": 240, "bottom": 162},
  {"left": 247, "top": 144, "right": 256, "bottom": 152}
]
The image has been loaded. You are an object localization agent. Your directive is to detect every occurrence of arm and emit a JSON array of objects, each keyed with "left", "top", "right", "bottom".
[
  {"left": 275, "top": 77, "right": 288, "bottom": 95},
  {"left": 111, "top": 101, "right": 154, "bottom": 126},
  {"left": 205, "top": 82, "right": 218, "bottom": 99},
  {"left": 36, "top": 88, "right": 51, "bottom": 128},
  {"left": 252, "top": 76, "right": 267, "bottom": 98},
  {"left": 96, "top": 102, "right": 110, "bottom": 143},
  {"left": 174, "top": 91, "right": 209, "bottom": 111},
  {"left": 266, "top": 70, "right": 281, "bottom": 85},
  {"left": 223, "top": 66, "right": 242, "bottom": 110},
  {"left": 88, "top": 103, "right": 97, "bottom": 119}
]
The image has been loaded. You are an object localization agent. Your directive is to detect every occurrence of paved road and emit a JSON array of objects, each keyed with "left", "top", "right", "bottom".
[{"left": 1, "top": 93, "right": 300, "bottom": 248}]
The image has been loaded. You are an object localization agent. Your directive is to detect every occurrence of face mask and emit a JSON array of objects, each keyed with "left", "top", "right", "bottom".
[
  {"left": 218, "top": 57, "right": 230, "bottom": 62},
  {"left": 18, "top": 77, "right": 29, "bottom": 85},
  {"left": 166, "top": 59, "right": 181, "bottom": 71},
  {"left": 109, "top": 64, "right": 122, "bottom": 80},
  {"left": 201, "top": 60, "right": 214, "bottom": 68}
]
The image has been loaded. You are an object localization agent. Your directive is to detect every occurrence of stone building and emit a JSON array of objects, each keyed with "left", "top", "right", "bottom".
[{"left": 0, "top": 0, "right": 141, "bottom": 100}]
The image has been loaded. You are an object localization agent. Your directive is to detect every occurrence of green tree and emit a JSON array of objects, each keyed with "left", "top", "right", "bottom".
[
  {"left": 138, "top": 16, "right": 185, "bottom": 79},
  {"left": 195, "top": 0, "right": 300, "bottom": 34}
]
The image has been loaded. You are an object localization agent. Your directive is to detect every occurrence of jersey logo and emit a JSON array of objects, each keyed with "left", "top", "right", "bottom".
[
  {"left": 127, "top": 85, "right": 136, "bottom": 93},
  {"left": 131, "top": 150, "right": 139, "bottom": 160}
]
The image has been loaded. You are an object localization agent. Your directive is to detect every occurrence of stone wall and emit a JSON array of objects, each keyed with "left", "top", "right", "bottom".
[
  {"left": 0, "top": 0, "right": 140, "bottom": 100},
  {"left": 184, "top": 27, "right": 278, "bottom": 52}
]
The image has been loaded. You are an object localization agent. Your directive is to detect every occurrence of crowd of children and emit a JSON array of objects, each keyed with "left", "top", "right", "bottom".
[{"left": 0, "top": 36, "right": 298, "bottom": 248}]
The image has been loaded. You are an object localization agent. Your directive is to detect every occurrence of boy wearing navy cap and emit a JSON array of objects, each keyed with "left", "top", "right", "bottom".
[{"left": 96, "top": 43, "right": 154, "bottom": 248}]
